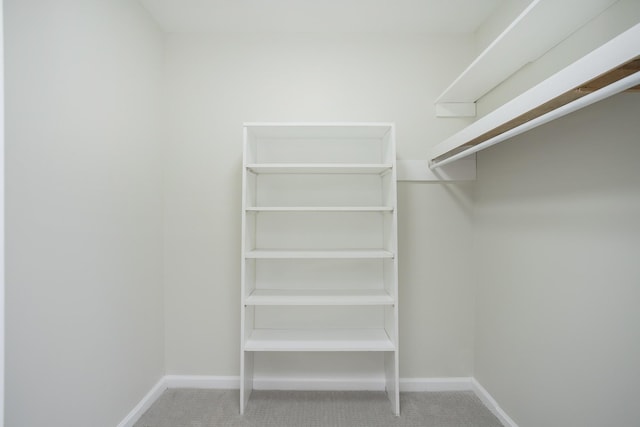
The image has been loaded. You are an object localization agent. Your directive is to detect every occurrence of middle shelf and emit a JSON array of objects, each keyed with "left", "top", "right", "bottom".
[
  {"left": 245, "top": 289, "right": 394, "bottom": 306},
  {"left": 245, "top": 249, "right": 394, "bottom": 259},
  {"left": 247, "top": 163, "right": 393, "bottom": 174},
  {"left": 244, "top": 328, "right": 396, "bottom": 352},
  {"left": 246, "top": 206, "right": 394, "bottom": 212}
]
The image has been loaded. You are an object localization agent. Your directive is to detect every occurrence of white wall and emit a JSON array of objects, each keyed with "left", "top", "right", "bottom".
[
  {"left": 163, "top": 33, "right": 477, "bottom": 379},
  {"left": 5, "top": 1, "right": 165, "bottom": 426},
  {"left": 473, "top": 93, "right": 640, "bottom": 426},
  {"left": 0, "top": 1, "right": 5, "bottom": 423}
]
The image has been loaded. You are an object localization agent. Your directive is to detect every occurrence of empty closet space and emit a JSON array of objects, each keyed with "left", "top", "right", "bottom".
[{"left": 4, "top": 1, "right": 640, "bottom": 427}]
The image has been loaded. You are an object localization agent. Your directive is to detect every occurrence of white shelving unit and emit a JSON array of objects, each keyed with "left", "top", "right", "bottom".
[{"left": 241, "top": 123, "right": 400, "bottom": 415}]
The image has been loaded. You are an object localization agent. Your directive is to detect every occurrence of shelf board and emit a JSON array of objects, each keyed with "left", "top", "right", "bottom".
[
  {"left": 245, "top": 249, "right": 394, "bottom": 259},
  {"left": 246, "top": 206, "right": 394, "bottom": 212},
  {"left": 430, "top": 23, "right": 640, "bottom": 166},
  {"left": 245, "top": 289, "right": 394, "bottom": 306},
  {"left": 244, "top": 329, "right": 395, "bottom": 352},
  {"left": 436, "top": 0, "right": 617, "bottom": 103},
  {"left": 246, "top": 163, "right": 392, "bottom": 174}
]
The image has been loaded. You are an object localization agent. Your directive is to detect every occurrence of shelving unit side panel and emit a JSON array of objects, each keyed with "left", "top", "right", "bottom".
[
  {"left": 240, "top": 127, "right": 248, "bottom": 414},
  {"left": 382, "top": 126, "right": 395, "bottom": 165},
  {"left": 241, "top": 128, "right": 250, "bottom": 292},
  {"left": 243, "top": 306, "right": 255, "bottom": 346},
  {"left": 240, "top": 351, "right": 254, "bottom": 414},
  {"left": 384, "top": 352, "right": 400, "bottom": 415},
  {"left": 381, "top": 173, "right": 395, "bottom": 208},
  {"left": 240, "top": 303, "right": 255, "bottom": 412},
  {"left": 383, "top": 213, "right": 397, "bottom": 254},
  {"left": 244, "top": 213, "right": 256, "bottom": 252},
  {"left": 244, "top": 259, "right": 256, "bottom": 299},
  {"left": 384, "top": 305, "right": 397, "bottom": 345},
  {"left": 245, "top": 172, "right": 257, "bottom": 210},
  {"left": 382, "top": 258, "right": 396, "bottom": 297},
  {"left": 384, "top": 125, "right": 400, "bottom": 416},
  {"left": 244, "top": 127, "right": 259, "bottom": 164}
]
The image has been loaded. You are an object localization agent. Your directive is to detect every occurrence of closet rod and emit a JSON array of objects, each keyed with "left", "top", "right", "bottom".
[
  {"left": 430, "top": 69, "right": 640, "bottom": 169},
  {"left": 430, "top": 22, "right": 640, "bottom": 169}
]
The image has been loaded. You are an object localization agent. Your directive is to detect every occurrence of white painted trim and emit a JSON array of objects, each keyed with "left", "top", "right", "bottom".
[
  {"left": 165, "top": 375, "right": 240, "bottom": 389},
  {"left": 117, "top": 375, "right": 516, "bottom": 427},
  {"left": 116, "top": 378, "right": 167, "bottom": 427},
  {"left": 430, "top": 22, "right": 640, "bottom": 165},
  {"left": 436, "top": 0, "right": 617, "bottom": 103},
  {"left": 400, "top": 377, "right": 473, "bottom": 392},
  {"left": 472, "top": 378, "right": 519, "bottom": 427},
  {"left": 162, "top": 375, "right": 474, "bottom": 392}
]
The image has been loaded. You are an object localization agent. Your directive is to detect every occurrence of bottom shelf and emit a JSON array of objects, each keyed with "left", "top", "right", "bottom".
[{"left": 244, "top": 329, "right": 395, "bottom": 352}]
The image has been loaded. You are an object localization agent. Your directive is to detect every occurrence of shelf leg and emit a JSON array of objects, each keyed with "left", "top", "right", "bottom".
[
  {"left": 240, "top": 351, "right": 254, "bottom": 414},
  {"left": 384, "top": 351, "right": 400, "bottom": 415}
]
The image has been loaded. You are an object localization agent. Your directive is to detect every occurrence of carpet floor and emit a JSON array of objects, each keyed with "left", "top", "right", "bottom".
[{"left": 134, "top": 389, "right": 504, "bottom": 427}]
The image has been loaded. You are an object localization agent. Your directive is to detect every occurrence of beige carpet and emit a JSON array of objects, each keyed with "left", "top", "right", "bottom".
[{"left": 135, "top": 389, "right": 504, "bottom": 427}]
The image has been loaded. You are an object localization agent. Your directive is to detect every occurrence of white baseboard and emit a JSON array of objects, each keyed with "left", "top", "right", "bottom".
[
  {"left": 164, "top": 375, "right": 240, "bottom": 389},
  {"left": 400, "top": 377, "right": 473, "bottom": 392},
  {"left": 117, "top": 377, "right": 167, "bottom": 427},
  {"left": 471, "top": 378, "right": 518, "bottom": 427},
  {"left": 162, "top": 375, "right": 473, "bottom": 392},
  {"left": 117, "top": 375, "right": 513, "bottom": 427}
]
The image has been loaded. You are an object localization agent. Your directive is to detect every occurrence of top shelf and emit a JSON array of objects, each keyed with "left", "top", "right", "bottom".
[
  {"left": 246, "top": 163, "right": 393, "bottom": 174},
  {"left": 244, "top": 122, "right": 396, "bottom": 165},
  {"left": 430, "top": 22, "right": 640, "bottom": 167},
  {"left": 436, "top": 0, "right": 618, "bottom": 103}
]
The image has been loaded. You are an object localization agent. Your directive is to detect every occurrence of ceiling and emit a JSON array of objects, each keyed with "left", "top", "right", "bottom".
[{"left": 139, "top": 0, "right": 504, "bottom": 34}]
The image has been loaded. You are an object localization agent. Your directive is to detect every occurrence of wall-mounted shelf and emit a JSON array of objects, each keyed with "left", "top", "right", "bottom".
[
  {"left": 431, "top": 22, "right": 640, "bottom": 168},
  {"left": 436, "top": 0, "right": 617, "bottom": 106}
]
